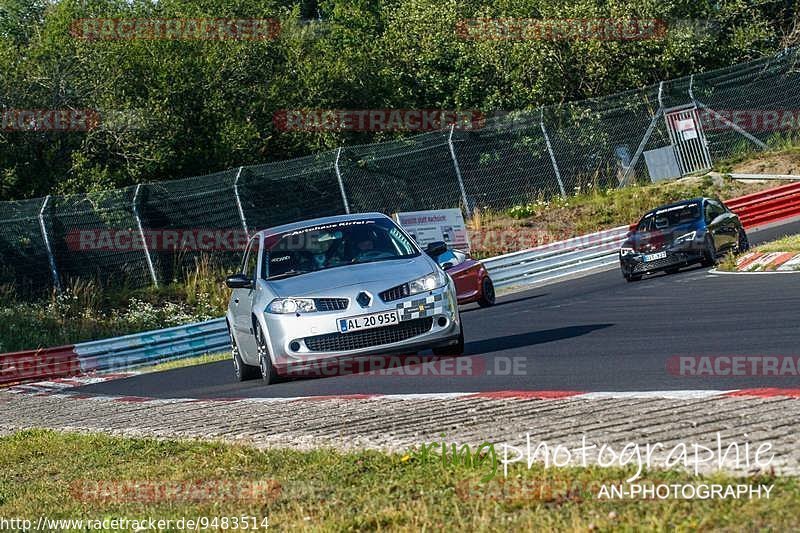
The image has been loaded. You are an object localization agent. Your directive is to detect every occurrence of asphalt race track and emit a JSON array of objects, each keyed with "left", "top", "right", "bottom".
[{"left": 75, "top": 219, "right": 800, "bottom": 399}]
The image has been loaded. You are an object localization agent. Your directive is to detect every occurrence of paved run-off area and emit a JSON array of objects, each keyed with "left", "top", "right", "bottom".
[{"left": 2, "top": 388, "right": 799, "bottom": 477}]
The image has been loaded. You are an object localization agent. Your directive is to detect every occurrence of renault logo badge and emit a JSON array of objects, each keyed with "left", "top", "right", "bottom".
[{"left": 356, "top": 291, "right": 372, "bottom": 308}]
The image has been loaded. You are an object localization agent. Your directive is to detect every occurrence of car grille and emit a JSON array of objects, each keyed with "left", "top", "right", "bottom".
[
  {"left": 379, "top": 283, "right": 410, "bottom": 302},
  {"left": 303, "top": 317, "right": 433, "bottom": 352},
  {"left": 314, "top": 298, "right": 349, "bottom": 312},
  {"left": 632, "top": 254, "right": 686, "bottom": 273}
]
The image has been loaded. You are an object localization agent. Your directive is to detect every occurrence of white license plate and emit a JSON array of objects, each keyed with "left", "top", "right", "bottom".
[
  {"left": 338, "top": 310, "right": 400, "bottom": 333},
  {"left": 643, "top": 251, "right": 667, "bottom": 262}
]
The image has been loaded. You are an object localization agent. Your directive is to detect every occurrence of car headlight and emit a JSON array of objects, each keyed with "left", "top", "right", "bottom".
[
  {"left": 619, "top": 247, "right": 635, "bottom": 256},
  {"left": 408, "top": 270, "right": 446, "bottom": 295},
  {"left": 673, "top": 231, "right": 697, "bottom": 245},
  {"left": 267, "top": 298, "right": 316, "bottom": 314}
]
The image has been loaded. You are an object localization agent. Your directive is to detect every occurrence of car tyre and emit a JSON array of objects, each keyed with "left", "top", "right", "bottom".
[
  {"left": 624, "top": 273, "right": 642, "bottom": 282},
  {"left": 255, "top": 321, "right": 281, "bottom": 385},
  {"left": 433, "top": 322, "right": 464, "bottom": 356},
  {"left": 700, "top": 235, "right": 717, "bottom": 267},
  {"left": 230, "top": 324, "right": 260, "bottom": 382},
  {"left": 737, "top": 230, "right": 750, "bottom": 253},
  {"left": 477, "top": 276, "right": 496, "bottom": 307}
]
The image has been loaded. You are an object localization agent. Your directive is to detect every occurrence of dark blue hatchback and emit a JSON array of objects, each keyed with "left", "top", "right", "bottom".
[{"left": 619, "top": 197, "right": 749, "bottom": 282}]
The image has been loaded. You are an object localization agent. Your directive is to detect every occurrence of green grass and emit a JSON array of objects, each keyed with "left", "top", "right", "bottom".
[
  {"left": 140, "top": 352, "right": 230, "bottom": 373},
  {"left": 0, "top": 430, "right": 796, "bottom": 531},
  {"left": 753, "top": 234, "right": 800, "bottom": 253},
  {"left": 713, "top": 134, "right": 800, "bottom": 174}
]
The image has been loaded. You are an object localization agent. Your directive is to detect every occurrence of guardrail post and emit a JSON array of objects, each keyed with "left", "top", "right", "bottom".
[
  {"left": 133, "top": 184, "right": 158, "bottom": 287},
  {"left": 38, "top": 195, "right": 61, "bottom": 293},
  {"left": 334, "top": 148, "right": 350, "bottom": 214},
  {"left": 539, "top": 109, "right": 567, "bottom": 197},
  {"left": 233, "top": 166, "right": 249, "bottom": 235},
  {"left": 447, "top": 125, "right": 472, "bottom": 217}
]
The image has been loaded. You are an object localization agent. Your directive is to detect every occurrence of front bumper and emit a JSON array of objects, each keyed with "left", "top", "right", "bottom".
[
  {"left": 260, "top": 284, "right": 460, "bottom": 371},
  {"left": 619, "top": 243, "right": 704, "bottom": 275}
]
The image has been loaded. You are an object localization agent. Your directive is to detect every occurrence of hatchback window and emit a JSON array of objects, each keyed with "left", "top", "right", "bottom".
[
  {"left": 264, "top": 218, "right": 420, "bottom": 280},
  {"left": 637, "top": 202, "right": 701, "bottom": 232},
  {"left": 704, "top": 200, "right": 725, "bottom": 223}
]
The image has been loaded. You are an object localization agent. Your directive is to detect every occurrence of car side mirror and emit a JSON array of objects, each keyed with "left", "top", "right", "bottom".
[
  {"left": 225, "top": 273, "right": 253, "bottom": 289},
  {"left": 425, "top": 241, "right": 448, "bottom": 258}
]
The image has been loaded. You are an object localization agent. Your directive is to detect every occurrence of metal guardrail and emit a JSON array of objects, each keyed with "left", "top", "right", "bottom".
[
  {"left": 75, "top": 318, "right": 229, "bottom": 373},
  {"left": 483, "top": 226, "right": 629, "bottom": 289}
]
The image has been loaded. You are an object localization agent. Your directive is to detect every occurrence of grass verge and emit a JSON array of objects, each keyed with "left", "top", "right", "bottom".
[
  {"left": 140, "top": 352, "right": 230, "bottom": 373},
  {"left": 717, "top": 233, "right": 800, "bottom": 272},
  {"left": 752, "top": 234, "right": 800, "bottom": 253},
  {"left": 0, "top": 430, "right": 796, "bottom": 531}
]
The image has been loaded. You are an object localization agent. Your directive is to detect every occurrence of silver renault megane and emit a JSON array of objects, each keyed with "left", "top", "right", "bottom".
[{"left": 225, "top": 213, "right": 464, "bottom": 383}]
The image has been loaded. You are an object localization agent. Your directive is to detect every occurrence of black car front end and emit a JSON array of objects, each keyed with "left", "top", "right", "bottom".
[{"left": 619, "top": 226, "right": 707, "bottom": 279}]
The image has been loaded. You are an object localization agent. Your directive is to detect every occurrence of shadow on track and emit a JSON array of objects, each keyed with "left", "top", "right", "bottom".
[
  {"left": 460, "top": 292, "right": 547, "bottom": 313},
  {"left": 463, "top": 324, "right": 613, "bottom": 355}
]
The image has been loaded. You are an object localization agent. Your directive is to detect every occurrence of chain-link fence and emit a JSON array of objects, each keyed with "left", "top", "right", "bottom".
[{"left": 2, "top": 47, "right": 800, "bottom": 293}]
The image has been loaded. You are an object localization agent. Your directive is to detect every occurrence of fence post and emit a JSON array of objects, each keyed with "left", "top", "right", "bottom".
[
  {"left": 133, "top": 184, "right": 158, "bottom": 287},
  {"left": 334, "top": 148, "right": 350, "bottom": 214},
  {"left": 539, "top": 108, "right": 567, "bottom": 197},
  {"left": 617, "top": 82, "right": 665, "bottom": 188},
  {"left": 447, "top": 125, "right": 472, "bottom": 217},
  {"left": 38, "top": 195, "right": 61, "bottom": 293},
  {"left": 619, "top": 106, "right": 664, "bottom": 188},
  {"left": 233, "top": 166, "right": 249, "bottom": 235}
]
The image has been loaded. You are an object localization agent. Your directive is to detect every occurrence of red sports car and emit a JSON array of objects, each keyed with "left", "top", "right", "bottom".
[{"left": 433, "top": 248, "right": 496, "bottom": 307}]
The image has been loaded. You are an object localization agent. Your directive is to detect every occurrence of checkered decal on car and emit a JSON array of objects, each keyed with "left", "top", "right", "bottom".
[{"left": 397, "top": 294, "right": 444, "bottom": 321}]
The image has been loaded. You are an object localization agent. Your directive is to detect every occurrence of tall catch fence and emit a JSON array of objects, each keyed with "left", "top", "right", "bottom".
[{"left": 2, "top": 47, "right": 800, "bottom": 292}]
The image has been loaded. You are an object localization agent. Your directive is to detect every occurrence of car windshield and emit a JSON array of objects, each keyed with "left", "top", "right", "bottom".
[
  {"left": 637, "top": 202, "right": 701, "bottom": 232},
  {"left": 263, "top": 218, "right": 419, "bottom": 280}
]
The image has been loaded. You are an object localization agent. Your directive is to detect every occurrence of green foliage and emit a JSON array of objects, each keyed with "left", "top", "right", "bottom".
[
  {"left": 0, "top": 0, "right": 792, "bottom": 200},
  {"left": 0, "top": 430, "right": 798, "bottom": 530},
  {"left": 0, "top": 255, "right": 228, "bottom": 351}
]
